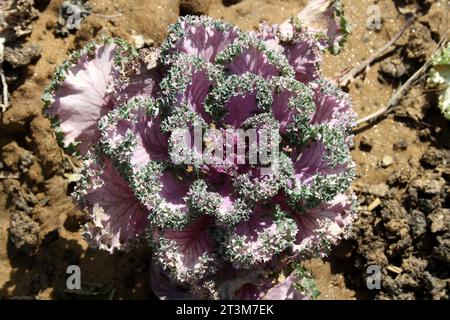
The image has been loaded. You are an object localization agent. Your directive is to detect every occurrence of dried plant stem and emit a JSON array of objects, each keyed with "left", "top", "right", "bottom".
[
  {"left": 95, "top": 13, "right": 123, "bottom": 20},
  {"left": 354, "top": 31, "right": 449, "bottom": 130},
  {"left": 0, "top": 173, "right": 20, "bottom": 180},
  {"left": 337, "top": 17, "right": 414, "bottom": 87},
  {"left": 354, "top": 63, "right": 429, "bottom": 127},
  {"left": 0, "top": 37, "right": 9, "bottom": 113}
]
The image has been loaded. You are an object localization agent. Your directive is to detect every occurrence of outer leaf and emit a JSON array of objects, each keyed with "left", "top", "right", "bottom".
[{"left": 76, "top": 156, "right": 150, "bottom": 252}]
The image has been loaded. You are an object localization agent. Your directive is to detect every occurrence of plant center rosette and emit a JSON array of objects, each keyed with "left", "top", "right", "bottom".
[{"left": 43, "top": 1, "right": 356, "bottom": 300}]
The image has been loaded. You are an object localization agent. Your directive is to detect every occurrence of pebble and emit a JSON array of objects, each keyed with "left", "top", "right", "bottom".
[
  {"left": 393, "top": 139, "right": 408, "bottom": 151},
  {"left": 131, "top": 35, "right": 145, "bottom": 49},
  {"left": 367, "top": 183, "right": 389, "bottom": 198},
  {"left": 4, "top": 44, "right": 41, "bottom": 68},
  {"left": 381, "top": 155, "right": 394, "bottom": 168}
]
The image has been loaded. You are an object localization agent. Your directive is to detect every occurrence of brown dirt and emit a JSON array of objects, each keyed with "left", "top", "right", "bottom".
[{"left": 0, "top": 0, "right": 448, "bottom": 300}]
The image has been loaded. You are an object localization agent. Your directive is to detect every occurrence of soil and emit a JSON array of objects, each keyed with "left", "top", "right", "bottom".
[{"left": 0, "top": 0, "right": 448, "bottom": 300}]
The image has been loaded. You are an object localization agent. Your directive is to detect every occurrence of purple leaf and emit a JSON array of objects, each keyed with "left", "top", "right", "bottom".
[{"left": 80, "top": 157, "right": 150, "bottom": 252}]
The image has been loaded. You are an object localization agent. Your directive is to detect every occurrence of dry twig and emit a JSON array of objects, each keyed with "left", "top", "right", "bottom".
[
  {"left": 0, "top": 37, "right": 9, "bottom": 113},
  {"left": 0, "top": 172, "right": 20, "bottom": 180},
  {"left": 95, "top": 13, "right": 123, "bottom": 20},
  {"left": 354, "top": 31, "right": 449, "bottom": 130},
  {"left": 337, "top": 17, "right": 414, "bottom": 87}
]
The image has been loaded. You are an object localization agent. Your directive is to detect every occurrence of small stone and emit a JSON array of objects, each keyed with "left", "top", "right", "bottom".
[
  {"left": 379, "top": 58, "right": 407, "bottom": 79},
  {"left": 381, "top": 155, "right": 394, "bottom": 168},
  {"left": 367, "top": 183, "right": 389, "bottom": 198},
  {"left": 131, "top": 34, "right": 145, "bottom": 49},
  {"left": 393, "top": 139, "right": 408, "bottom": 151},
  {"left": 4, "top": 44, "right": 41, "bottom": 68},
  {"left": 428, "top": 208, "right": 450, "bottom": 233}
]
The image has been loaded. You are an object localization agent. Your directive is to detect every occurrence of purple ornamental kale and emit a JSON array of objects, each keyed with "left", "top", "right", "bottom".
[{"left": 43, "top": 0, "right": 355, "bottom": 300}]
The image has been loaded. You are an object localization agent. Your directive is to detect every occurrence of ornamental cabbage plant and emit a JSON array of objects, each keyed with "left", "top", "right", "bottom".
[
  {"left": 43, "top": 0, "right": 356, "bottom": 300},
  {"left": 427, "top": 42, "right": 450, "bottom": 120}
]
